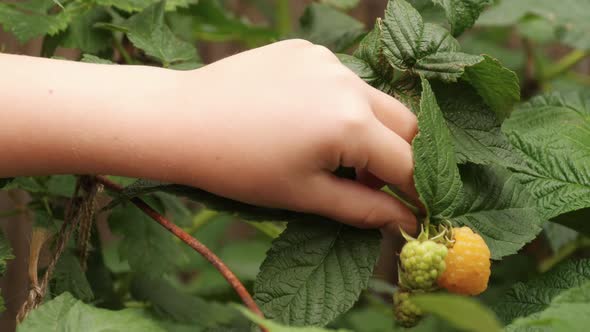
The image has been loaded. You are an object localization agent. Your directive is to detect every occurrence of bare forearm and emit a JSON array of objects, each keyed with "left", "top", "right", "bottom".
[
  {"left": 0, "top": 40, "right": 419, "bottom": 232},
  {"left": 0, "top": 54, "right": 188, "bottom": 181}
]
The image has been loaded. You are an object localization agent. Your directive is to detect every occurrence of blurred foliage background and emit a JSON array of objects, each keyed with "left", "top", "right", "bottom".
[{"left": 1, "top": 0, "right": 589, "bottom": 331}]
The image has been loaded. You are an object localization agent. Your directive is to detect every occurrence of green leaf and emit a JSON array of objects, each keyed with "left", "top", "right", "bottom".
[
  {"left": 552, "top": 208, "right": 590, "bottom": 237},
  {"left": 0, "top": 0, "right": 75, "bottom": 42},
  {"left": 46, "top": 175, "right": 76, "bottom": 197},
  {"left": 96, "top": 0, "right": 196, "bottom": 12},
  {"left": 96, "top": 0, "right": 155, "bottom": 12},
  {"left": 253, "top": 221, "right": 381, "bottom": 326},
  {"left": 320, "top": 0, "right": 360, "bottom": 11},
  {"left": 516, "top": 16, "right": 559, "bottom": 44},
  {"left": 382, "top": 0, "right": 456, "bottom": 67},
  {"left": 502, "top": 92, "right": 590, "bottom": 228},
  {"left": 52, "top": 251, "right": 94, "bottom": 302},
  {"left": 18, "top": 292, "right": 165, "bottom": 332},
  {"left": 59, "top": 7, "right": 111, "bottom": 54},
  {"left": 176, "top": 214, "right": 234, "bottom": 271},
  {"left": 432, "top": 81, "right": 520, "bottom": 167},
  {"left": 462, "top": 55, "right": 520, "bottom": 121},
  {"left": 187, "top": 0, "right": 277, "bottom": 44},
  {"left": 84, "top": 243, "right": 121, "bottom": 310},
  {"left": 494, "top": 258, "right": 590, "bottom": 324},
  {"left": 414, "top": 51, "right": 483, "bottom": 82},
  {"left": 345, "top": 20, "right": 423, "bottom": 103},
  {"left": 4, "top": 177, "right": 46, "bottom": 193},
  {"left": 299, "top": 3, "right": 365, "bottom": 53},
  {"left": 544, "top": 223, "right": 578, "bottom": 253},
  {"left": 108, "top": 203, "right": 182, "bottom": 276},
  {"left": 477, "top": 0, "right": 590, "bottom": 50},
  {"left": 219, "top": 240, "right": 270, "bottom": 280},
  {"left": 0, "top": 229, "right": 14, "bottom": 276},
  {"left": 181, "top": 238, "right": 271, "bottom": 298},
  {"left": 155, "top": 192, "right": 193, "bottom": 227},
  {"left": 167, "top": 61, "right": 202, "bottom": 70},
  {"left": 0, "top": 290, "right": 5, "bottom": 312},
  {"left": 130, "top": 276, "right": 236, "bottom": 327},
  {"left": 451, "top": 164, "right": 544, "bottom": 259},
  {"left": 505, "top": 282, "right": 590, "bottom": 331},
  {"left": 236, "top": 305, "right": 353, "bottom": 332},
  {"left": 481, "top": 254, "right": 537, "bottom": 305},
  {"left": 432, "top": 0, "right": 493, "bottom": 36},
  {"left": 412, "top": 293, "right": 502, "bottom": 332},
  {"left": 337, "top": 54, "right": 379, "bottom": 84},
  {"left": 382, "top": 0, "right": 430, "bottom": 68},
  {"left": 123, "top": 1, "right": 198, "bottom": 65},
  {"left": 101, "top": 239, "right": 131, "bottom": 274},
  {"left": 81, "top": 54, "right": 114, "bottom": 64},
  {"left": 460, "top": 32, "right": 524, "bottom": 72},
  {"left": 413, "top": 78, "right": 463, "bottom": 218},
  {"left": 352, "top": 20, "right": 393, "bottom": 83},
  {"left": 381, "top": 0, "right": 482, "bottom": 82},
  {"left": 0, "top": 178, "right": 13, "bottom": 189},
  {"left": 338, "top": 307, "right": 392, "bottom": 332}
]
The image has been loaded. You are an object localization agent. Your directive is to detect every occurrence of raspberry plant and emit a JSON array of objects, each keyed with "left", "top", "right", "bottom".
[{"left": 1, "top": 0, "right": 590, "bottom": 331}]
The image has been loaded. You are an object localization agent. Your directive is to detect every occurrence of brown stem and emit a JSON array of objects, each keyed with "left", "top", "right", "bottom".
[
  {"left": 522, "top": 38, "right": 540, "bottom": 99},
  {"left": 95, "top": 175, "right": 267, "bottom": 331}
]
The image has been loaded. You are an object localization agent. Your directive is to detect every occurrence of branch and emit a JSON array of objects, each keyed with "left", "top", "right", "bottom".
[{"left": 94, "top": 175, "right": 268, "bottom": 331}]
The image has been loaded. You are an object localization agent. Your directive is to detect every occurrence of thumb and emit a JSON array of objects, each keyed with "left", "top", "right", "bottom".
[{"left": 302, "top": 174, "right": 417, "bottom": 234}]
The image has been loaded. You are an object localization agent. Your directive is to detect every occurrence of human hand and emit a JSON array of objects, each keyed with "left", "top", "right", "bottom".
[
  {"left": 171, "top": 39, "right": 418, "bottom": 233},
  {"left": 0, "top": 40, "right": 418, "bottom": 233}
]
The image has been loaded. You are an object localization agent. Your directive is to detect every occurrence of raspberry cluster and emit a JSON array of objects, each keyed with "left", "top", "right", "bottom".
[{"left": 393, "top": 225, "right": 491, "bottom": 328}]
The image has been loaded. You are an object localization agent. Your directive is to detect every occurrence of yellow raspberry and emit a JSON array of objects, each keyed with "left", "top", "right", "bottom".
[{"left": 437, "top": 227, "right": 491, "bottom": 295}]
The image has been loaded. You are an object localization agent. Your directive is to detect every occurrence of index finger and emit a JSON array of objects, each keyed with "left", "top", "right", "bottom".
[{"left": 366, "top": 85, "right": 418, "bottom": 143}]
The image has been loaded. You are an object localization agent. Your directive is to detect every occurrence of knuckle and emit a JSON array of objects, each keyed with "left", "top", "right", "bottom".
[
  {"left": 339, "top": 109, "right": 371, "bottom": 136},
  {"left": 285, "top": 38, "right": 313, "bottom": 47},
  {"left": 311, "top": 45, "right": 338, "bottom": 61},
  {"left": 331, "top": 64, "right": 359, "bottom": 83}
]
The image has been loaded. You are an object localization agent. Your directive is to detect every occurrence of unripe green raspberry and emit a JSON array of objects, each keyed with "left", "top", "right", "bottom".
[
  {"left": 393, "top": 290, "right": 422, "bottom": 327},
  {"left": 400, "top": 239, "right": 448, "bottom": 290}
]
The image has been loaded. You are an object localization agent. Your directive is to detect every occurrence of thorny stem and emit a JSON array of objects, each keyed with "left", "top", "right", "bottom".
[{"left": 95, "top": 175, "right": 268, "bottom": 331}]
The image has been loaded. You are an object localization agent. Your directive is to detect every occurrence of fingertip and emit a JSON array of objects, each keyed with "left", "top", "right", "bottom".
[
  {"left": 367, "top": 86, "right": 418, "bottom": 143},
  {"left": 380, "top": 201, "right": 418, "bottom": 236}
]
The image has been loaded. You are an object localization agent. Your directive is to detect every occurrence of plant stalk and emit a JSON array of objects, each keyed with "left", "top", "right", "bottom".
[
  {"left": 539, "top": 237, "right": 590, "bottom": 273},
  {"left": 543, "top": 50, "right": 589, "bottom": 81},
  {"left": 113, "top": 36, "right": 134, "bottom": 65},
  {"left": 275, "top": 0, "right": 291, "bottom": 37},
  {"left": 184, "top": 209, "right": 218, "bottom": 235},
  {"left": 95, "top": 175, "right": 268, "bottom": 331}
]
